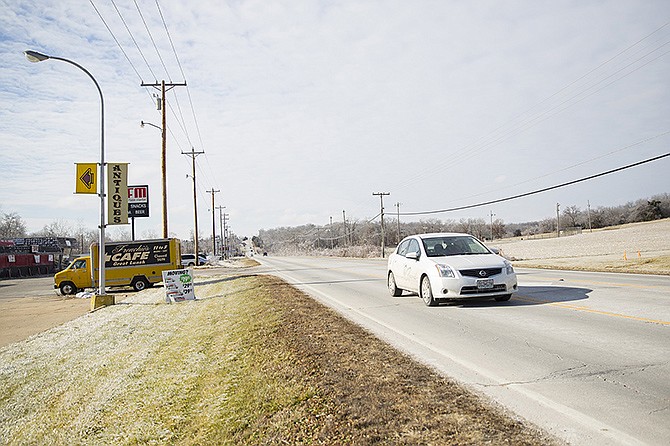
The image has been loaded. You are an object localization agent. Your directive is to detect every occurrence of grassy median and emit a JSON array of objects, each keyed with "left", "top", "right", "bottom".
[{"left": 0, "top": 273, "right": 558, "bottom": 445}]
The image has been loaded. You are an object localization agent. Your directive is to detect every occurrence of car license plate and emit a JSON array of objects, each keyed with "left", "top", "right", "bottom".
[{"left": 477, "top": 279, "right": 494, "bottom": 290}]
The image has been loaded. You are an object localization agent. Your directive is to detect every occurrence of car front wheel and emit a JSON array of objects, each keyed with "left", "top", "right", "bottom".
[
  {"left": 59, "top": 282, "right": 77, "bottom": 295},
  {"left": 420, "top": 276, "right": 437, "bottom": 307},
  {"left": 388, "top": 272, "right": 402, "bottom": 297}
]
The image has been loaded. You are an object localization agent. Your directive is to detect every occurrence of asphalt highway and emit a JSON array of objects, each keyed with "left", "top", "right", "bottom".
[{"left": 257, "top": 256, "right": 670, "bottom": 446}]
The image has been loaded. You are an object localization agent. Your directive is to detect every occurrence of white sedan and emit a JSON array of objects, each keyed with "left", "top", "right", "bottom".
[{"left": 387, "top": 233, "right": 517, "bottom": 306}]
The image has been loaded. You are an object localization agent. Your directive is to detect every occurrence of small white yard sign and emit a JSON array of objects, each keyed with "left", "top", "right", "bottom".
[{"left": 162, "top": 268, "right": 196, "bottom": 303}]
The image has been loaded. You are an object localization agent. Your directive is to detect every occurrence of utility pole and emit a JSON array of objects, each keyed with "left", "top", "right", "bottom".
[
  {"left": 556, "top": 203, "right": 560, "bottom": 238},
  {"left": 207, "top": 189, "right": 220, "bottom": 255},
  {"left": 222, "top": 213, "right": 229, "bottom": 258},
  {"left": 587, "top": 200, "right": 592, "bottom": 233},
  {"left": 141, "top": 80, "right": 187, "bottom": 238},
  {"left": 182, "top": 147, "right": 204, "bottom": 263},
  {"left": 490, "top": 210, "right": 496, "bottom": 241},
  {"left": 395, "top": 202, "right": 402, "bottom": 243},
  {"left": 329, "top": 216, "right": 333, "bottom": 249},
  {"left": 216, "top": 205, "right": 226, "bottom": 257},
  {"left": 373, "top": 192, "right": 390, "bottom": 258},
  {"left": 342, "top": 210, "right": 347, "bottom": 247}
]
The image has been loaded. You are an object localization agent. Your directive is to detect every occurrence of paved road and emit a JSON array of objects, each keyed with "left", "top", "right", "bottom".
[
  {"left": 0, "top": 275, "right": 56, "bottom": 300},
  {"left": 257, "top": 256, "right": 670, "bottom": 446}
]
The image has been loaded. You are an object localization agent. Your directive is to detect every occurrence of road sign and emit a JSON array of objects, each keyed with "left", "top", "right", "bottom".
[
  {"left": 75, "top": 163, "right": 97, "bottom": 194},
  {"left": 128, "top": 185, "right": 149, "bottom": 218},
  {"left": 108, "top": 163, "right": 128, "bottom": 225}
]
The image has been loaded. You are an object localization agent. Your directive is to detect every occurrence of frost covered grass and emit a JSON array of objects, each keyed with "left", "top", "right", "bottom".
[
  {"left": 0, "top": 272, "right": 557, "bottom": 445},
  {"left": 0, "top": 275, "right": 304, "bottom": 445}
]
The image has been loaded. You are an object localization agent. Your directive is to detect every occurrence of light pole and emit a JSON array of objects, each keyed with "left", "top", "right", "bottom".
[
  {"left": 25, "top": 50, "right": 108, "bottom": 302},
  {"left": 140, "top": 120, "right": 168, "bottom": 238}
]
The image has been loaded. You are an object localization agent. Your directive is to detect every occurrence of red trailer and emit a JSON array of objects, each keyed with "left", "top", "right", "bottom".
[{"left": 0, "top": 237, "right": 76, "bottom": 279}]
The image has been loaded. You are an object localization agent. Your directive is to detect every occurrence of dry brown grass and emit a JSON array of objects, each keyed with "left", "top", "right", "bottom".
[{"left": 0, "top": 273, "right": 559, "bottom": 445}]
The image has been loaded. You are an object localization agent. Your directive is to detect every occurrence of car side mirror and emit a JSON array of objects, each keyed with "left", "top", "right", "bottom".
[{"left": 406, "top": 251, "right": 419, "bottom": 260}]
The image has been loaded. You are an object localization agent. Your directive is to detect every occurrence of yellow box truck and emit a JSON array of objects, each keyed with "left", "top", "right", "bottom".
[{"left": 55, "top": 238, "right": 182, "bottom": 295}]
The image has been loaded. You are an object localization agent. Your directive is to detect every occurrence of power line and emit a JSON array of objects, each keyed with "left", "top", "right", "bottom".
[
  {"left": 154, "top": 0, "right": 206, "bottom": 151},
  {"left": 155, "top": 0, "right": 184, "bottom": 77},
  {"left": 392, "top": 22, "right": 670, "bottom": 192},
  {"left": 399, "top": 152, "right": 670, "bottom": 216},
  {"left": 441, "top": 130, "right": 670, "bottom": 207},
  {"left": 90, "top": 0, "right": 218, "bottom": 198},
  {"left": 88, "top": 0, "right": 143, "bottom": 82},
  {"left": 133, "top": 0, "right": 171, "bottom": 80},
  {"left": 108, "top": 0, "right": 159, "bottom": 81}
]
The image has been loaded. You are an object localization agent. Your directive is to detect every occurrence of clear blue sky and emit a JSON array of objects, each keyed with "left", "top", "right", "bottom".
[{"left": 1, "top": 1, "right": 669, "bottom": 240}]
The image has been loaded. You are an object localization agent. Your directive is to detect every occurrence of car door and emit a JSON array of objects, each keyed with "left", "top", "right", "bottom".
[
  {"left": 390, "top": 239, "right": 410, "bottom": 289},
  {"left": 403, "top": 239, "right": 423, "bottom": 293}
]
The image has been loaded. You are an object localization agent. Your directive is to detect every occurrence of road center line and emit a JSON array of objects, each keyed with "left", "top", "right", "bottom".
[{"left": 514, "top": 294, "right": 670, "bottom": 326}]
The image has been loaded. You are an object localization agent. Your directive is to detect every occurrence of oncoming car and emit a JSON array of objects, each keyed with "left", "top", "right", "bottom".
[
  {"left": 181, "top": 254, "right": 208, "bottom": 267},
  {"left": 387, "top": 233, "right": 517, "bottom": 306}
]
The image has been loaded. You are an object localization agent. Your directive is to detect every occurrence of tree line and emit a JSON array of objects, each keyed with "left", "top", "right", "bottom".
[
  {"left": 3, "top": 193, "right": 668, "bottom": 256},
  {"left": 254, "top": 193, "right": 670, "bottom": 256}
]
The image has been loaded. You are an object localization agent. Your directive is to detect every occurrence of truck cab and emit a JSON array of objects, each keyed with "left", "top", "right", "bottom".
[{"left": 55, "top": 256, "right": 91, "bottom": 295}]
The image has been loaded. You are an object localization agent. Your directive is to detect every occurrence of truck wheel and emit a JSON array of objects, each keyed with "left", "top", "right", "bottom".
[
  {"left": 60, "top": 282, "right": 77, "bottom": 295},
  {"left": 132, "top": 277, "right": 149, "bottom": 292}
]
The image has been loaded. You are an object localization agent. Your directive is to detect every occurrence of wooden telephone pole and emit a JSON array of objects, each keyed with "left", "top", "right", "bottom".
[
  {"left": 141, "top": 80, "right": 187, "bottom": 238},
  {"left": 207, "top": 189, "right": 220, "bottom": 255},
  {"left": 182, "top": 147, "right": 204, "bottom": 263},
  {"left": 373, "top": 192, "right": 390, "bottom": 258}
]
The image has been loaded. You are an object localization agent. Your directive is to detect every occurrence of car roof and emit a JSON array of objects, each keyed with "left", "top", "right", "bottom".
[{"left": 404, "top": 232, "right": 473, "bottom": 240}]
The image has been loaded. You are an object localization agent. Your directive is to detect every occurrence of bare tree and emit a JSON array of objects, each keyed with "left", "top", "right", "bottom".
[
  {"left": 492, "top": 218, "right": 506, "bottom": 239},
  {"left": 562, "top": 205, "right": 582, "bottom": 228},
  {"left": 0, "top": 212, "right": 27, "bottom": 238},
  {"left": 37, "top": 219, "right": 73, "bottom": 237}
]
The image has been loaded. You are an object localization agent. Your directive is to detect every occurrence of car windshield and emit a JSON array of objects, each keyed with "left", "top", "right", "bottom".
[{"left": 422, "top": 236, "right": 490, "bottom": 257}]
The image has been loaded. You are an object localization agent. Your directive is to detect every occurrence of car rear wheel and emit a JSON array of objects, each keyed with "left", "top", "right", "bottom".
[
  {"left": 132, "top": 277, "right": 150, "bottom": 292},
  {"left": 495, "top": 294, "right": 512, "bottom": 302},
  {"left": 388, "top": 272, "right": 402, "bottom": 297},
  {"left": 420, "top": 276, "right": 437, "bottom": 307}
]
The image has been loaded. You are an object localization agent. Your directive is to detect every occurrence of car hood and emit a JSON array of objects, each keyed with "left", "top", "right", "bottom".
[{"left": 428, "top": 254, "right": 506, "bottom": 269}]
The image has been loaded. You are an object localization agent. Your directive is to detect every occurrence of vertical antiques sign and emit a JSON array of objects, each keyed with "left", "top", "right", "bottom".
[{"left": 107, "top": 163, "right": 128, "bottom": 225}]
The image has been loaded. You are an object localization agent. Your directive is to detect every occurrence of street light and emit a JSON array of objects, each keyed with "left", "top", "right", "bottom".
[
  {"left": 24, "top": 49, "right": 108, "bottom": 303},
  {"left": 140, "top": 120, "right": 168, "bottom": 238},
  {"left": 140, "top": 120, "right": 161, "bottom": 131}
]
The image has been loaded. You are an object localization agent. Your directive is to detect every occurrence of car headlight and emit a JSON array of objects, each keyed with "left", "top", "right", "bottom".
[
  {"left": 435, "top": 264, "right": 455, "bottom": 278},
  {"left": 504, "top": 260, "right": 514, "bottom": 275}
]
